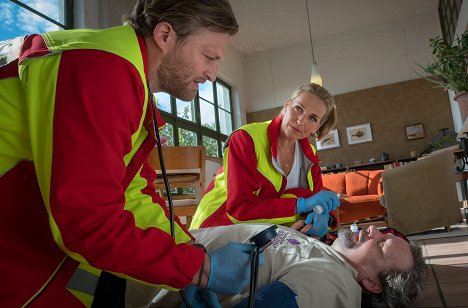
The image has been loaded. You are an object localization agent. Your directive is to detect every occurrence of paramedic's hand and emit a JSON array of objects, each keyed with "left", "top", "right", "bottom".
[
  {"left": 296, "top": 190, "right": 340, "bottom": 214},
  {"left": 207, "top": 242, "right": 263, "bottom": 295},
  {"left": 304, "top": 212, "right": 329, "bottom": 237}
]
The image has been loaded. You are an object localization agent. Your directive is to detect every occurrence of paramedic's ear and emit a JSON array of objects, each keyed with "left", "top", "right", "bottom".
[
  {"left": 361, "top": 277, "right": 383, "bottom": 294},
  {"left": 153, "top": 21, "right": 177, "bottom": 53}
]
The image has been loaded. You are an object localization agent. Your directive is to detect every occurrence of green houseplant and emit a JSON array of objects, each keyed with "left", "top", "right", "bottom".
[{"left": 418, "top": 31, "right": 468, "bottom": 119}]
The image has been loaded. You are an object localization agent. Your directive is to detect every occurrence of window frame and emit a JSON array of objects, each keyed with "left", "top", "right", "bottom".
[
  {"left": 8, "top": 0, "right": 73, "bottom": 30},
  {"left": 156, "top": 78, "right": 234, "bottom": 157}
]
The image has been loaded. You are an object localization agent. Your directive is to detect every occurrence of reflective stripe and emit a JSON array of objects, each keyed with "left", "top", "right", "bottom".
[{"left": 66, "top": 268, "right": 99, "bottom": 296}]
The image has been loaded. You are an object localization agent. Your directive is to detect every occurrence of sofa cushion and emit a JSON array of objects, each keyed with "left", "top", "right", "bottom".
[
  {"left": 338, "top": 195, "right": 386, "bottom": 223},
  {"left": 341, "top": 194, "right": 382, "bottom": 204},
  {"left": 367, "top": 170, "right": 383, "bottom": 195},
  {"left": 322, "top": 173, "right": 346, "bottom": 194},
  {"left": 345, "top": 171, "right": 371, "bottom": 196},
  {"left": 345, "top": 170, "right": 383, "bottom": 196}
]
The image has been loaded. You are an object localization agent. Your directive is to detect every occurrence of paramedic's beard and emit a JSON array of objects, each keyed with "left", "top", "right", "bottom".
[{"left": 157, "top": 46, "right": 199, "bottom": 101}]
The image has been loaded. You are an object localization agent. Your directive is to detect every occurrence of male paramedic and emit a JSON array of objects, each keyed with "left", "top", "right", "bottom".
[
  {"left": 136, "top": 224, "right": 426, "bottom": 308},
  {"left": 0, "top": 0, "right": 256, "bottom": 306}
]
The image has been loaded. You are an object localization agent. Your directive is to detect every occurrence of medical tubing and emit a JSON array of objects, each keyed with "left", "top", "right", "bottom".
[
  {"left": 247, "top": 247, "right": 260, "bottom": 308},
  {"left": 148, "top": 92, "right": 175, "bottom": 237},
  {"left": 148, "top": 90, "right": 192, "bottom": 308}
]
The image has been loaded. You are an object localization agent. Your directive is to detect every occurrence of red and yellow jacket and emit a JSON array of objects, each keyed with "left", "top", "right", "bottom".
[
  {"left": 191, "top": 115, "right": 336, "bottom": 229},
  {"left": 0, "top": 26, "right": 203, "bottom": 307}
]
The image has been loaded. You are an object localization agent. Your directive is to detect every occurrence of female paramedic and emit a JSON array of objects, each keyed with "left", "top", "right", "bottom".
[{"left": 190, "top": 83, "right": 340, "bottom": 237}]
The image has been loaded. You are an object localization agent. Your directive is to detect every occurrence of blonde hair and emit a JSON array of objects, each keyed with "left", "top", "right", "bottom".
[{"left": 288, "top": 83, "right": 337, "bottom": 140}]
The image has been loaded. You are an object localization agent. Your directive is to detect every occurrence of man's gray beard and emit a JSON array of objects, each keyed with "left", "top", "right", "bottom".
[{"left": 337, "top": 228, "right": 357, "bottom": 249}]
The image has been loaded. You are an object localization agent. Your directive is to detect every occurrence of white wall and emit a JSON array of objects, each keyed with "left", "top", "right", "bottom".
[
  {"left": 218, "top": 47, "right": 247, "bottom": 128},
  {"left": 74, "top": 2, "right": 467, "bottom": 130},
  {"left": 243, "top": 10, "right": 441, "bottom": 114},
  {"left": 451, "top": 1, "right": 468, "bottom": 132}
]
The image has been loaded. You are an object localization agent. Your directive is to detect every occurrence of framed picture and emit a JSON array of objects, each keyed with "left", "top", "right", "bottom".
[
  {"left": 316, "top": 129, "right": 340, "bottom": 150},
  {"left": 346, "top": 123, "right": 373, "bottom": 145},
  {"left": 405, "top": 123, "right": 425, "bottom": 140}
]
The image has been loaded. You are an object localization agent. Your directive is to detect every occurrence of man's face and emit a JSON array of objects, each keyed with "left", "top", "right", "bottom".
[
  {"left": 157, "top": 29, "right": 229, "bottom": 102},
  {"left": 333, "top": 225, "right": 414, "bottom": 274}
]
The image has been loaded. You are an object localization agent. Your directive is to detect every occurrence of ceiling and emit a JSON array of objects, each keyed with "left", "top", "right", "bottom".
[{"left": 227, "top": 0, "right": 439, "bottom": 56}]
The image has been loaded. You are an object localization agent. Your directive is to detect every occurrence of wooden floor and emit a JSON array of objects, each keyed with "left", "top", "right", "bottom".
[{"left": 409, "top": 221, "right": 468, "bottom": 307}]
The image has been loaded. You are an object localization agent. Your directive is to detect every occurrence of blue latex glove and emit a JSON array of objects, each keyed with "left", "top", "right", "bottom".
[
  {"left": 181, "top": 286, "right": 221, "bottom": 308},
  {"left": 207, "top": 242, "right": 261, "bottom": 295},
  {"left": 296, "top": 190, "right": 340, "bottom": 214},
  {"left": 304, "top": 212, "right": 329, "bottom": 237}
]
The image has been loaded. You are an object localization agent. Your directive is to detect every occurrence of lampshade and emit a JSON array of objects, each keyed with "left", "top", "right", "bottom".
[
  {"left": 305, "top": 0, "right": 322, "bottom": 85},
  {"left": 310, "top": 61, "right": 322, "bottom": 85}
]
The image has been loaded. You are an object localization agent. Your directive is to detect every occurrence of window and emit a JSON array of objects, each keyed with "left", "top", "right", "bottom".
[
  {"left": 0, "top": 0, "right": 73, "bottom": 41},
  {"left": 438, "top": 0, "right": 463, "bottom": 44},
  {"left": 154, "top": 79, "right": 234, "bottom": 157}
]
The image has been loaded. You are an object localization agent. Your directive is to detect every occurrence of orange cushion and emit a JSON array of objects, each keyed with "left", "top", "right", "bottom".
[
  {"left": 322, "top": 173, "right": 346, "bottom": 194},
  {"left": 345, "top": 171, "right": 370, "bottom": 196},
  {"left": 367, "top": 170, "right": 383, "bottom": 195}
]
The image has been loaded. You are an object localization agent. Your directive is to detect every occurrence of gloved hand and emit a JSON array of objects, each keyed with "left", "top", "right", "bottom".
[
  {"left": 296, "top": 190, "right": 340, "bottom": 214},
  {"left": 304, "top": 211, "right": 329, "bottom": 237},
  {"left": 207, "top": 242, "right": 263, "bottom": 295}
]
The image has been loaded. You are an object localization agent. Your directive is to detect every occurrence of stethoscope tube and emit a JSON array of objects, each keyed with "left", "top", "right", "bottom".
[
  {"left": 248, "top": 247, "right": 261, "bottom": 308},
  {"left": 148, "top": 90, "right": 192, "bottom": 308}
]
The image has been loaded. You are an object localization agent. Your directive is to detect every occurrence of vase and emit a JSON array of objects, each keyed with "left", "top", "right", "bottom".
[{"left": 454, "top": 92, "right": 468, "bottom": 122}]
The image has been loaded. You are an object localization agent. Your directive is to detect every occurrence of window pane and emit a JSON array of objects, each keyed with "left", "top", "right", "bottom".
[
  {"left": 216, "top": 83, "right": 231, "bottom": 112},
  {"left": 178, "top": 128, "right": 197, "bottom": 146},
  {"left": 22, "top": 0, "right": 65, "bottom": 24},
  {"left": 176, "top": 99, "right": 196, "bottom": 122},
  {"left": 154, "top": 92, "right": 171, "bottom": 113},
  {"left": 200, "top": 99, "right": 217, "bottom": 130},
  {"left": 0, "top": 0, "right": 63, "bottom": 40},
  {"left": 199, "top": 81, "right": 214, "bottom": 103},
  {"left": 218, "top": 109, "right": 233, "bottom": 135},
  {"left": 159, "top": 123, "right": 174, "bottom": 146},
  {"left": 202, "top": 135, "right": 218, "bottom": 157},
  {"left": 221, "top": 141, "right": 226, "bottom": 157}
]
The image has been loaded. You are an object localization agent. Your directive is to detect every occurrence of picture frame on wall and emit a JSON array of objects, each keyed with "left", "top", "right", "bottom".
[
  {"left": 405, "top": 123, "right": 425, "bottom": 140},
  {"left": 346, "top": 123, "right": 373, "bottom": 145},
  {"left": 316, "top": 129, "right": 340, "bottom": 150}
]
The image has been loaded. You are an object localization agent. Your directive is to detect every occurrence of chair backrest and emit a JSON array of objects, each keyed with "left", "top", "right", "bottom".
[
  {"left": 381, "top": 151, "right": 461, "bottom": 235},
  {"left": 148, "top": 146, "right": 206, "bottom": 227},
  {"left": 149, "top": 146, "right": 206, "bottom": 180},
  {"left": 205, "top": 156, "right": 223, "bottom": 189}
]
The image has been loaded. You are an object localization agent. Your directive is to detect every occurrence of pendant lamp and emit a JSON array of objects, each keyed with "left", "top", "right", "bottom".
[{"left": 305, "top": 0, "right": 322, "bottom": 85}]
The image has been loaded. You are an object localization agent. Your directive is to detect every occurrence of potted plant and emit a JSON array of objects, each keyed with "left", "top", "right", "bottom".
[{"left": 417, "top": 31, "right": 468, "bottom": 120}]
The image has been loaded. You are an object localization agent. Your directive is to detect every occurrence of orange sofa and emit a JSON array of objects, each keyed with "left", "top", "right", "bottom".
[{"left": 322, "top": 170, "right": 385, "bottom": 225}]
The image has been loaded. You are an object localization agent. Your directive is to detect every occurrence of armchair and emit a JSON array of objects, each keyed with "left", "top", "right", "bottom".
[{"left": 380, "top": 151, "right": 462, "bottom": 235}]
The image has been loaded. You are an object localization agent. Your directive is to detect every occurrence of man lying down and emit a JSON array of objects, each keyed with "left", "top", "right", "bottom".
[{"left": 126, "top": 224, "right": 426, "bottom": 308}]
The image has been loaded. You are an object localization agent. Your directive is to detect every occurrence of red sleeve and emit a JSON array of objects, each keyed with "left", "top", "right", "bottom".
[
  {"left": 49, "top": 49, "right": 202, "bottom": 288},
  {"left": 224, "top": 130, "right": 298, "bottom": 223}
]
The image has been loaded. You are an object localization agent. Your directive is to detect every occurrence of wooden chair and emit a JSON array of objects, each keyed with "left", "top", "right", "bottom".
[
  {"left": 148, "top": 146, "right": 206, "bottom": 227},
  {"left": 205, "top": 156, "right": 223, "bottom": 189}
]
